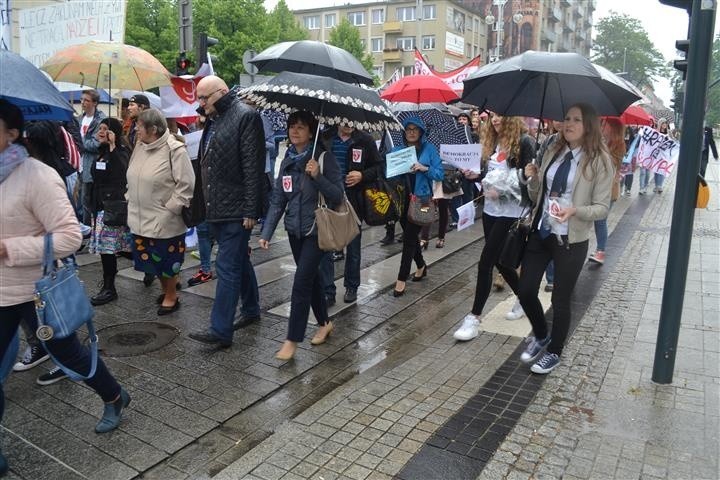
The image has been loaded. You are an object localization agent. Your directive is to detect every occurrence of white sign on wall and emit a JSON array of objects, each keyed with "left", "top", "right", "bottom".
[
  {"left": 19, "top": 0, "right": 127, "bottom": 67},
  {"left": 445, "top": 31, "right": 464, "bottom": 57},
  {"left": 1, "top": 0, "right": 10, "bottom": 50}
]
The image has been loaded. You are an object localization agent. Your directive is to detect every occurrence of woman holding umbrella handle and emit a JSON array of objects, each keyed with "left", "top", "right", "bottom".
[{"left": 517, "top": 103, "right": 614, "bottom": 375}]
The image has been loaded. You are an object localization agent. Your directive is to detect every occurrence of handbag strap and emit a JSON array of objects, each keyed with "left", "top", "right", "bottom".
[
  {"left": 41, "top": 321, "right": 98, "bottom": 381},
  {"left": 316, "top": 151, "right": 329, "bottom": 208},
  {"left": 42, "top": 233, "right": 55, "bottom": 276}
]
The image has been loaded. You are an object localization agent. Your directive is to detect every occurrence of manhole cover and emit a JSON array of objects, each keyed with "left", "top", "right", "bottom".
[{"left": 97, "top": 322, "right": 179, "bottom": 357}]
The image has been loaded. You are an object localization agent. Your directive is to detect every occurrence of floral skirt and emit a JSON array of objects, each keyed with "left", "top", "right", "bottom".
[
  {"left": 132, "top": 233, "right": 186, "bottom": 278},
  {"left": 89, "top": 211, "right": 133, "bottom": 255}
]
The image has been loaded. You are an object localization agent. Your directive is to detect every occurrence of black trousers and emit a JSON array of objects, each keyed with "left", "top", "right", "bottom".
[
  {"left": 471, "top": 213, "right": 520, "bottom": 315},
  {"left": 517, "top": 232, "right": 588, "bottom": 355},
  {"left": 0, "top": 302, "right": 121, "bottom": 421},
  {"left": 397, "top": 220, "right": 425, "bottom": 282},
  {"left": 287, "top": 235, "right": 328, "bottom": 343}
]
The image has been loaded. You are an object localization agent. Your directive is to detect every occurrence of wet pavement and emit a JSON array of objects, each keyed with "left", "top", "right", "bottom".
[{"left": 1, "top": 163, "right": 718, "bottom": 480}]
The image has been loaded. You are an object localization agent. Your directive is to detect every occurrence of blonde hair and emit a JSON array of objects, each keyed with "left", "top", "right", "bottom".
[
  {"left": 481, "top": 114, "right": 526, "bottom": 167},
  {"left": 550, "top": 103, "right": 610, "bottom": 179}
]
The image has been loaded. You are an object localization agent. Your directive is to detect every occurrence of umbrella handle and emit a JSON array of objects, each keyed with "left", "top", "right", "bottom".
[{"left": 310, "top": 102, "right": 324, "bottom": 160}]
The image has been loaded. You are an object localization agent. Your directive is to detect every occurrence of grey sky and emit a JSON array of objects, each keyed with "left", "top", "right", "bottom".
[{"left": 264, "top": 0, "right": 715, "bottom": 105}]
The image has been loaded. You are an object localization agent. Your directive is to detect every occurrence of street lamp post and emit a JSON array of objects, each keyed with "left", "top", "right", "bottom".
[{"left": 485, "top": 0, "right": 523, "bottom": 61}]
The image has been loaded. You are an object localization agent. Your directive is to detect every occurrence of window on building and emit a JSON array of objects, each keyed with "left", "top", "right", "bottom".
[
  {"left": 402, "top": 65, "right": 415, "bottom": 77},
  {"left": 423, "top": 5, "right": 436, "bottom": 20},
  {"left": 325, "top": 13, "right": 336, "bottom": 28},
  {"left": 371, "top": 37, "right": 384, "bottom": 52},
  {"left": 397, "top": 37, "right": 416, "bottom": 51},
  {"left": 397, "top": 6, "right": 416, "bottom": 22},
  {"left": 371, "top": 8, "right": 385, "bottom": 24},
  {"left": 304, "top": 15, "right": 320, "bottom": 30},
  {"left": 474, "top": 18, "right": 480, "bottom": 33},
  {"left": 348, "top": 11, "right": 365, "bottom": 26},
  {"left": 422, "top": 35, "right": 435, "bottom": 50},
  {"left": 466, "top": 43, "right": 472, "bottom": 58}
]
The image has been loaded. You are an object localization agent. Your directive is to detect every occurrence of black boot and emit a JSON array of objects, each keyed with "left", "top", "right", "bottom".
[
  {"left": 380, "top": 222, "right": 396, "bottom": 246},
  {"left": 91, "top": 275, "right": 118, "bottom": 306}
]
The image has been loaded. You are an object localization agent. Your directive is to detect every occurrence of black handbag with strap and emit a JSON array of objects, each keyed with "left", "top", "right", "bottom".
[{"left": 498, "top": 208, "right": 531, "bottom": 270}]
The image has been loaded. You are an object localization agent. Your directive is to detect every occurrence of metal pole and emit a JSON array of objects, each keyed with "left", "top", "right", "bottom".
[{"left": 652, "top": 0, "right": 716, "bottom": 384}]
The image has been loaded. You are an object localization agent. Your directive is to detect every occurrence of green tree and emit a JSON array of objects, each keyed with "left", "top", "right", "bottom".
[
  {"left": 705, "top": 37, "right": 720, "bottom": 128},
  {"left": 328, "top": 18, "right": 377, "bottom": 84},
  {"left": 265, "top": 0, "right": 308, "bottom": 44},
  {"left": 592, "top": 12, "right": 668, "bottom": 88},
  {"left": 124, "top": 0, "right": 178, "bottom": 73}
]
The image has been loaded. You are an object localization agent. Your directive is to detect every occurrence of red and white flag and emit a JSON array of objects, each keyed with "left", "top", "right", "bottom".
[{"left": 159, "top": 63, "right": 214, "bottom": 119}]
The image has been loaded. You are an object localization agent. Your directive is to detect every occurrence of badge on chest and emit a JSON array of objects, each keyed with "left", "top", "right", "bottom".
[
  {"left": 282, "top": 175, "right": 293, "bottom": 192},
  {"left": 352, "top": 148, "right": 362, "bottom": 163}
]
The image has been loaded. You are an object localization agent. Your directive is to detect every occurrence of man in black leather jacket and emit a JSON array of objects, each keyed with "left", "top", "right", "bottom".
[
  {"left": 189, "top": 76, "right": 266, "bottom": 348},
  {"left": 318, "top": 124, "right": 383, "bottom": 304}
]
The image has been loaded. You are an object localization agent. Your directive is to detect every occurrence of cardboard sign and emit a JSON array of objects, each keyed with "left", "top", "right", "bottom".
[
  {"left": 635, "top": 127, "right": 680, "bottom": 177},
  {"left": 386, "top": 146, "right": 417, "bottom": 178}
]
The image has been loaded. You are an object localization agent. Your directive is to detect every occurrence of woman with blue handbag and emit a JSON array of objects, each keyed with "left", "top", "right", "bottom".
[{"left": 0, "top": 100, "right": 130, "bottom": 473}]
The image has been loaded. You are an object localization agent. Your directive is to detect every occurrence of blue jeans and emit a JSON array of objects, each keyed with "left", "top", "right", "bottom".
[
  {"left": 639, "top": 168, "right": 651, "bottom": 190},
  {"left": 287, "top": 235, "right": 328, "bottom": 342},
  {"left": 0, "top": 302, "right": 120, "bottom": 421},
  {"left": 654, "top": 173, "right": 665, "bottom": 190},
  {"left": 545, "top": 261, "right": 555, "bottom": 284},
  {"left": 196, "top": 221, "right": 213, "bottom": 272},
  {"left": 209, "top": 222, "right": 260, "bottom": 342},
  {"left": 593, "top": 201, "right": 613, "bottom": 252}
]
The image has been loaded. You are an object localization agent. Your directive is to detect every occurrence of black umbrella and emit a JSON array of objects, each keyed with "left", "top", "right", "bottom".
[
  {"left": 249, "top": 40, "right": 374, "bottom": 86},
  {"left": 461, "top": 51, "right": 641, "bottom": 120},
  {"left": 238, "top": 71, "right": 399, "bottom": 132},
  {"left": 0, "top": 50, "right": 74, "bottom": 122}
]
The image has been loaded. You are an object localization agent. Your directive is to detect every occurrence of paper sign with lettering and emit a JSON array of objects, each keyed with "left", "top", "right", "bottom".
[
  {"left": 386, "top": 146, "right": 417, "bottom": 178},
  {"left": 19, "top": 0, "right": 127, "bottom": 67},
  {"left": 439, "top": 143, "right": 482, "bottom": 173},
  {"left": 635, "top": 127, "right": 680, "bottom": 177}
]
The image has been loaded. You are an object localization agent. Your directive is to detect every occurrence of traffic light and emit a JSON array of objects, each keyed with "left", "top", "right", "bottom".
[
  {"left": 198, "top": 33, "right": 219, "bottom": 67},
  {"left": 176, "top": 53, "right": 192, "bottom": 76},
  {"left": 674, "top": 39, "right": 689, "bottom": 80}
]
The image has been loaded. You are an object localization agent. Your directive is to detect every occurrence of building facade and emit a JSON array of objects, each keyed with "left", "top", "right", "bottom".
[
  {"left": 456, "top": 0, "right": 595, "bottom": 59},
  {"left": 293, "top": 1, "right": 489, "bottom": 83}
]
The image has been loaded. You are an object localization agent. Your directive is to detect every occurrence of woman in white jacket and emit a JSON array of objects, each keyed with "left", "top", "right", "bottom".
[{"left": 126, "top": 109, "right": 195, "bottom": 316}]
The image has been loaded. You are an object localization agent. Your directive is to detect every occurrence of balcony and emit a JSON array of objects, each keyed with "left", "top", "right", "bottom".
[
  {"left": 548, "top": 7, "right": 562, "bottom": 23},
  {"left": 584, "top": 17, "right": 592, "bottom": 29},
  {"left": 382, "top": 48, "right": 402, "bottom": 62},
  {"left": 574, "top": 7, "right": 583, "bottom": 19},
  {"left": 560, "top": 0, "right": 571, "bottom": 6},
  {"left": 383, "top": 21, "right": 402, "bottom": 33},
  {"left": 563, "top": 23, "right": 573, "bottom": 34},
  {"left": 542, "top": 30, "right": 557, "bottom": 43}
]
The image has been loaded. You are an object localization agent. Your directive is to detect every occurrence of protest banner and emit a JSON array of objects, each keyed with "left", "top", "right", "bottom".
[
  {"left": 18, "top": 0, "right": 127, "bottom": 67},
  {"left": 456, "top": 199, "right": 475, "bottom": 231},
  {"left": 439, "top": 143, "right": 482, "bottom": 173},
  {"left": 1, "top": 0, "right": 10, "bottom": 50},
  {"left": 635, "top": 127, "right": 680, "bottom": 177},
  {"left": 386, "top": 146, "right": 417, "bottom": 178}
]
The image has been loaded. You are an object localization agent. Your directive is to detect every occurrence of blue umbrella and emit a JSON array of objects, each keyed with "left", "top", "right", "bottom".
[{"left": 0, "top": 50, "right": 74, "bottom": 121}]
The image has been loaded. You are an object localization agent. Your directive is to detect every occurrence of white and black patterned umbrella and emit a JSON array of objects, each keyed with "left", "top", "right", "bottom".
[
  {"left": 388, "top": 108, "right": 472, "bottom": 150},
  {"left": 239, "top": 71, "right": 400, "bottom": 132}
]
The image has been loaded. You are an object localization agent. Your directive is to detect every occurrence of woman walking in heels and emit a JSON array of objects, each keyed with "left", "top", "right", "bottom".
[
  {"left": 259, "top": 111, "right": 344, "bottom": 360},
  {"left": 389, "top": 117, "right": 443, "bottom": 297}
]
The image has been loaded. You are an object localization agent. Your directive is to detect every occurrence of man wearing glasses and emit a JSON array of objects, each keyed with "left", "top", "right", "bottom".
[{"left": 189, "top": 76, "right": 267, "bottom": 348}]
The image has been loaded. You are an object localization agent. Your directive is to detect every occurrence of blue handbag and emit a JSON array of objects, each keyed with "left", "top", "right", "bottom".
[{"left": 34, "top": 233, "right": 98, "bottom": 380}]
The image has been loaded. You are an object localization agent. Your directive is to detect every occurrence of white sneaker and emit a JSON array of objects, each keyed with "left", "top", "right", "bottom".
[
  {"left": 505, "top": 299, "right": 525, "bottom": 320},
  {"left": 453, "top": 314, "right": 481, "bottom": 341}
]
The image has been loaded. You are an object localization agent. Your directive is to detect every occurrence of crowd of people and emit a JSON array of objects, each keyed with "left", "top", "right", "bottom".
[{"left": 0, "top": 75, "right": 682, "bottom": 473}]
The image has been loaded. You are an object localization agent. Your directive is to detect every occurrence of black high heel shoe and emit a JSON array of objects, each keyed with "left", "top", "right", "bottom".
[
  {"left": 393, "top": 288, "right": 405, "bottom": 297},
  {"left": 411, "top": 265, "right": 428, "bottom": 282}
]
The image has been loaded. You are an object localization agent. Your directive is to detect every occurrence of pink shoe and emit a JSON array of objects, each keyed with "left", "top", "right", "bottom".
[{"left": 588, "top": 251, "right": 605, "bottom": 265}]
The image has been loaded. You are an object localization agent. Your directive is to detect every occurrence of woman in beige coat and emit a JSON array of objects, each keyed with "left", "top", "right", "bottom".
[
  {"left": 0, "top": 101, "right": 130, "bottom": 473},
  {"left": 126, "top": 109, "right": 194, "bottom": 315},
  {"left": 517, "top": 103, "right": 614, "bottom": 375}
]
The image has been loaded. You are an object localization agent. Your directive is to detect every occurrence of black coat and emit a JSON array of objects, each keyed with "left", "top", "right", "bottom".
[
  {"left": 321, "top": 127, "right": 383, "bottom": 222},
  {"left": 90, "top": 144, "right": 130, "bottom": 213},
  {"left": 200, "top": 93, "right": 267, "bottom": 222}
]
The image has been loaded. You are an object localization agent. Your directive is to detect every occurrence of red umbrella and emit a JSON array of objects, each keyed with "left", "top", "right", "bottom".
[
  {"left": 619, "top": 105, "right": 653, "bottom": 126},
  {"left": 381, "top": 74, "right": 459, "bottom": 104}
]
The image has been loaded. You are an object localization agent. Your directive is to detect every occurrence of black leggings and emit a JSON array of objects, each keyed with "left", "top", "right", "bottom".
[
  {"left": 517, "top": 233, "right": 588, "bottom": 355},
  {"left": 471, "top": 213, "right": 520, "bottom": 315}
]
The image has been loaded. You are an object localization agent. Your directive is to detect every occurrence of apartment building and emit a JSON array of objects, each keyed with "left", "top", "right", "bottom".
[
  {"left": 293, "top": 1, "right": 489, "bottom": 82},
  {"left": 456, "top": 0, "right": 595, "bottom": 59}
]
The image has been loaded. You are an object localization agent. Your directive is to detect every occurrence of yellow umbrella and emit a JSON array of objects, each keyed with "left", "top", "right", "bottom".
[{"left": 41, "top": 41, "right": 172, "bottom": 93}]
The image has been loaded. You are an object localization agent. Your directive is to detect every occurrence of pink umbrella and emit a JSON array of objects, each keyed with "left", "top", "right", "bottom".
[{"left": 381, "top": 74, "right": 459, "bottom": 104}]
